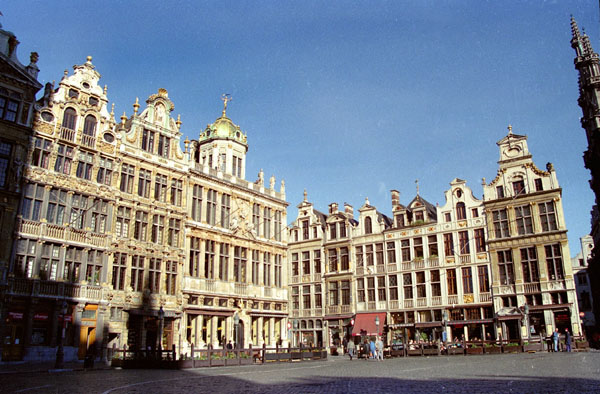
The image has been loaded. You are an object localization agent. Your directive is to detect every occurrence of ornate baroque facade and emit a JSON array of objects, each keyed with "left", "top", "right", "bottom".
[{"left": 1, "top": 52, "right": 288, "bottom": 362}]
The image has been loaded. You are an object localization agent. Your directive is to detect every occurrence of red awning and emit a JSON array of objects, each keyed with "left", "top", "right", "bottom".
[{"left": 351, "top": 312, "right": 386, "bottom": 336}]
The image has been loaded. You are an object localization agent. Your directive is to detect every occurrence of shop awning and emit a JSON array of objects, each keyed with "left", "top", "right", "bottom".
[{"left": 351, "top": 312, "right": 386, "bottom": 336}]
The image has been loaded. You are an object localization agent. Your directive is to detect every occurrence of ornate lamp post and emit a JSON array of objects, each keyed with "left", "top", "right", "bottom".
[
  {"left": 233, "top": 312, "right": 240, "bottom": 349},
  {"left": 375, "top": 315, "right": 380, "bottom": 338},
  {"left": 522, "top": 304, "right": 530, "bottom": 341},
  {"left": 442, "top": 310, "right": 449, "bottom": 343},
  {"left": 54, "top": 301, "right": 68, "bottom": 369},
  {"left": 157, "top": 306, "right": 165, "bottom": 358}
]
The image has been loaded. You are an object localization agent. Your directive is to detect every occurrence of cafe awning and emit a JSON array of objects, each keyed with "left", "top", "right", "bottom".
[{"left": 351, "top": 312, "right": 386, "bottom": 336}]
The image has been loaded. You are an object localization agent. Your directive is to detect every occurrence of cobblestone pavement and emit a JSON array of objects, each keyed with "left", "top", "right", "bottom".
[{"left": 2, "top": 352, "right": 600, "bottom": 393}]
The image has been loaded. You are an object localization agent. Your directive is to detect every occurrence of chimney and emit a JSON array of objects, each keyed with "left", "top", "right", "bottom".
[
  {"left": 344, "top": 203, "right": 354, "bottom": 219},
  {"left": 329, "top": 202, "right": 338, "bottom": 214},
  {"left": 391, "top": 190, "right": 400, "bottom": 207}
]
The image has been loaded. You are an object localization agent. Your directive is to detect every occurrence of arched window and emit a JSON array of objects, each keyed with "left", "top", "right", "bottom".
[
  {"left": 365, "top": 217, "right": 372, "bottom": 234},
  {"left": 61, "top": 107, "right": 77, "bottom": 130},
  {"left": 83, "top": 115, "right": 97, "bottom": 136},
  {"left": 456, "top": 202, "right": 466, "bottom": 220}
]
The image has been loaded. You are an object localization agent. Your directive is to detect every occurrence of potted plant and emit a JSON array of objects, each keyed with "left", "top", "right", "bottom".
[
  {"left": 466, "top": 344, "right": 483, "bottom": 355},
  {"left": 447, "top": 346, "right": 464, "bottom": 355},
  {"left": 302, "top": 348, "right": 314, "bottom": 360},
  {"left": 484, "top": 343, "right": 502, "bottom": 354},
  {"left": 522, "top": 341, "right": 541, "bottom": 353},
  {"left": 503, "top": 343, "right": 521, "bottom": 353},
  {"left": 575, "top": 339, "right": 590, "bottom": 350}
]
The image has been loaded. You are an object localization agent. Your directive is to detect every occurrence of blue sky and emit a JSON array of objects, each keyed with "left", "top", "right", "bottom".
[{"left": 3, "top": 1, "right": 598, "bottom": 255}]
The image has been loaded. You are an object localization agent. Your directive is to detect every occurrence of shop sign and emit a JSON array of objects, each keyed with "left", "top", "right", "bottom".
[
  {"left": 33, "top": 313, "right": 49, "bottom": 321},
  {"left": 8, "top": 312, "right": 23, "bottom": 320}
]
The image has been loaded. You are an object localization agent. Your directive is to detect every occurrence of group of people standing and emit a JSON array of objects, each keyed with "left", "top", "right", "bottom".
[
  {"left": 551, "top": 327, "right": 572, "bottom": 352},
  {"left": 344, "top": 336, "right": 384, "bottom": 361}
]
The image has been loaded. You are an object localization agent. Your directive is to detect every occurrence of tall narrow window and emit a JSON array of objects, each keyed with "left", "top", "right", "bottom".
[
  {"left": 403, "top": 273, "right": 413, "bottom": 300},
  {"left": 90, "top": 198, "right": 108, "bottom": 234},
  {"left": 302, "top": 251, "right": 310, "bottom": 275},
  {"left": 263, "top": 207, "right": 271, "bottom": 239},
  {"left": 357, "top": 278, "right": 365, "bottom": 302},
  {"left": 458, "top": 231, "right": 470, "bottom": 254},
  {"left": 365, "top": 217, "right": 372, "bottom": 234},
  {"left": 303, "top": 285, "right": 311, "bottom": 309},
  {"left": 512, "top": 180, "right": 525, "bottom": 196},
  {"left": 313, "top": 250, "right": 321, "bottom": 274},
  {"left": 515, "top": 205, "right": 533, "bottom": 235},
  {"left": 219, "top": 243, "right": 229, "bottom": 281},
  {"left": 329, "top": 281, "right": 339, "bottom": 306},
  {"left": 456, "top": 202, "right": 466, "bottom": 220},
  {"left": 133, "top": 211, "right": 148, "bottom": 241},
  {"left": 61, "top": 107, "right": 77, "bottom": 130},
  {"left": 274, "top": 210, "right": 282, "bottom": 241},
  {"left": 428, "top": 235, "right": 438, "bottom": 257},
  {"left": 170, "top": 179, "right": 182, "bottom": 206},
  {"left": 154, "top": 174, "right": 168, "bottom": 202},
  {"left": 376, "top": 243, "right": 384, "bottom": 264},
  {"left": 46, "top": 188, "right": 67, "bottom": 226},
  {"left": 151, "top": 214, "right": 165, "bottom": 244},
  {"left": 189, "top": 237, "right": 201, "bottom": 277},
  {"left": 252, "top": 204, "right": 260, "bottom": 236},
  {"left": 330, "top": 223, "right": 337, "bottom": 240},
  {"left": 492, "top": 209, "right": 510, "bottom": 238},
  {"left": 416, "top": 271, "right": 426, "bottom": 298},
  {"left": 520, "top": 247, "right": 539, "bottom": 283},
  {"left": 342, "top": 280, "right": 351, "bottom": 305},
  {"left": 497, "top": 250, "right": 515, "bottom": 285},
  {"left": 220, "top": 194, "right": 230, "bottom": 228},
  {"left": 54, "top": 144, "right": 74, "bottom": 175},
  {"left": 157, "top": 135, "right": 170, "bottom": 158},
  {"left": 167, "top": 218, "right": 180, "bottom": 247},
  {"left": 355, "top": 246, "right": 363, "bottom": 267},
  {"left": 31, "top": 138, "right": 52, "bottom": 169},
  {"left": 234, "top": 246, "right": 247, "bottom": 283},
  {"left": 206, "top": 189, "right": 217, "bottom": 225},
  {"left": 478, "top": 265, "right": 490, "bottom": 292},
  {"left": 461, "top": 267, "right": 473, "bottom": 294},
  {"left": 149, "top": 258, "right": 161, "bottom": 293},
  {"left": 137, "top": 169, "right": 151, "bottom": 198},
  {"left": 291, "top": 253, "right": 299, "bottom": 276},
  {"left": 191, "top": 185, "right": 202, "bottom": 222},
  {"left": 328, "top": 248, "right": 338, "bottom": 272},
  {"left": 539, "top": 201, "right": 558, "bottom": 232},
  {"left": 120, "top": 163, "right": 135, "bottom": 193},
  {"left": 205, "top": 240, "right": 216, "bottom": 279},
  {"left": 431, "top": 270, "right": 441, "bottom": 296},
  {"left": 76, "top": 151, "right": 94, "bottom": 180},
  {"left": 446, "top": 269, "right": 457, "bottom": 295},
  {"left": 82, "top": 115, "right": 96, "bottom": 147},
  {"left": 263, "top": 252, "right": 271, "bottom": 286},
  {"left": 130, "top": 255, "right": 145, "bottom": 292},
  {"left": 274, "top": 254, "right": 282, "bottom": 287},
  {"left": 97, "top": 157, "right": 113, "bottom": 186},
  {"left": 389, "top": 275, "right": 398, "bottom": 300},
  {"left": 443, "top": 233, "right": 454, "bottom": 256},
  {"left": 401, "top": 240, "right": 411, "bottom": 262},
  {"left": 251, "top": 250, "right": 260, "bottom": 284},
  {"left": 340, "top": 247, "right": 349, "bottom": 270},
  {"left": 112, "top": 252, "right": 127, "bottom": 290},
  {"left": 474, "top": 229, "right": 486, "bottom": 253},
  {"left": 69, "top": 193, "right": 88, "bottom": 229},
  {"left": 545, "top": 244, "right": 564, "bottom": 281},
  {"left": 387, "top": 242, "right": 396, "bottom": 264},
  {"left": 165, "top": 261, "right": 177, "bottom": 295},
  {"left": 141, "top": 129, "right": 155, "bottom": 153}
]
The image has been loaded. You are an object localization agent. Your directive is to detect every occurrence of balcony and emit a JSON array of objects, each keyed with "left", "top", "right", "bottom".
[
  {"left": 447, "top": 295, "right": 459, "bottom": 305},
  {"left": 234, "top": 283, "right": 248, "bottom": 295},
  {"left": 387, "top": 264, "right": 397, "bottom": 272},
  {"left": 479, "top": 292, "right": 492, "bottom": 303},
  {"left": 301, "top": 309, "right": 313, "bottom": 317},
  {"left": 203, "top": 279, "right": 216, "bottom": 293},
  {"left": 290, "top": 275, "right": 300, "bottom": 284},
  {"left": 301, "top": 274, "right": 311, "bottom": 283},
  {"left": 356, "top": 267, "right": 364, "bottom": 276},
  {"left": 404, "top": 299, "right": 414, "bottom": 308},
  {"left": 416, "top": 297, "right": 427, "bottom": 307},
  {"left": 19, "top": 219, "right": 109, "bottom": 248},
  {"left": 81, "top": 134, "right": 96, "bottom": 148},
  {"left": 459, "top": 255, "right": 471, "bottom": 264},
  {"left": 60, "top": 126, "right": 76, "bottom": 142},
  {"left": 327, "top": 305, "right": 340, "bottom": 315},
  {"left": 413, "top": 259, "right": 425, "bottom": 269},
  {"left": 376, "top": 264, "right": 386, "bottom": 274},
  {"left": 313, "top": 273, "right": 321, "bottom": 282},
  {"left": 523, "top": 282, "right": 541, "bottom": 294},
  {"left": 367, "top": 301, "right": 376, "bottom": 310},
  {"left": 8, "top": 277, "right": 105, "bottom": 303},
  {"left": 547, "top": 279, "right": 566, "bottom": 291},
  {"left": 431, "top": 296, "right": 442, "bottom": 306},
  {"left": 389, "top": 300, "right": 399, "bottom": 310},
  {"left": 427, "top": 257, "right": 440, "bottom": 267},
  {"left": 401, "top": 262, "right": 411, "bottom": 271}
]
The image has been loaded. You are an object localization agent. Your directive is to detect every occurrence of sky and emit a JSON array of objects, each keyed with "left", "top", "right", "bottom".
[{"left": 2, "top": 1, "right": 598, "bottom": 256}]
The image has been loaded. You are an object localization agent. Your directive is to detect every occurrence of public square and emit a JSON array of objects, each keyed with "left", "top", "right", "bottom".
[{"left": 2, "top": 352, "right": 600, "bottom": 393}]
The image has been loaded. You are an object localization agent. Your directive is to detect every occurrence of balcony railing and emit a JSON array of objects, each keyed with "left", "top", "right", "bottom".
[
  {"left": 313, "top": 273, "right": 321, "bottom": 282},
  {"left": 290, "top": 275, "right": 300, "bottom": 284},
  {"left": 547, "top": 280, "right": 566, "bottom": 291},
  {"left": 81, "top": 134, "right": 96, "bottom": 148},
  {"left": 376, "top": 264, "right": 386, "bottom": 274},
  {"left": 8, "top": 278, "right": 105, "bottom": 302},
  {"left": 447, "top": 295, "right": 459, "bottom": 305},
  {"left": 340, "top": 305, "right": 352, "bottom": 314},
  {"left": 404, "top": 299, "right": 414, "bottom": 308},
  {"left": 302, "top": 274, "right": 311, "bottom": 283},
  {"left": 60, "top": 126, "right": 76, "bottom": 142},
  {"left": 413, "top": 259, "right": 425, "bottom": 269},
  {"left": 401, "top": 262, "right": 411, "bottom": 271},
  {"left": 234, "top": 283, "right": 248, "bottom": 295},
  {"left": 19, "top": 219, "right": 109, "bottom": 248},
  {"left": 479, "top": 292, "right": 492, "bottom": 303},
  {"left": 427, "top": 257, "right": 440, "bottom": 267},
  {"left": 367, "top": 301, "right": 376, "bottom": 310},
  {"left": 431, "top": 296, "right": 442, "bottom": 306},
  {"left": 523, "top": 282, "right": 540, "bottom": 294},
  {"left": 327, "top": 305, "right": 340, "bottom": 315},
  {"left": 416, "top": 297, "right": 427, "bottom": 307},
  {"left": 356, "top": 267, "right": 364, "bottom": 276},
  {"left": 459, "top": 255, "right": 471, "bottom": 264},
  {"left": 387, "top": 264, "right": 397, "bottom": 272},
  {"left": 389, "top": 300, "right": 399, "bottom": 310}
]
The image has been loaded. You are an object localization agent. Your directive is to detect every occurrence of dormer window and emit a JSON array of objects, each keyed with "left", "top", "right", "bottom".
[
  {"left": 395, "top": 214, "right": 405, "bottom": 227},
  {"left": 512, "top": 180, "right": 525, "bottom": 196},
  {"left": 340, "top": 223, "right": 347, "bottom": 238},
  {"left": 364, "top": 217, "right": 372, "bottom": 234},
  {"left": 330, "top": 223, "right": 337, "bottom": 239},
  {"left": 68, "top": 89, "right": 79, "bottom": 99},
  {"left": 414, "top": 211, "right": 424, "bottom": 222},
  {"left": 496, "top": 186, "right": 505, "bottom": 199},
  {"left": 88, "top": 96, "right": 99, "bottom": 106}
]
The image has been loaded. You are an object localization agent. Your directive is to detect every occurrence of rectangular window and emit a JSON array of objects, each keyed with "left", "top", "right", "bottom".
[
  {"left": 151, "top": 214, "right": 165, "bottom": 244},
  {"left": 54, "top": 144, "right": 74, "bottom": 175},
  {"left": 207, "top": 189, "right": 217, "bottom": 225},
  {"left": 76, "top": 151, "right": 94, "bottom": 180},
  {"left": 232, "top": 156, "right": 242, "bottom": 177},
  {"left": 234, "top": 246, "right": 247, "bottom": 283},
  {"left": 446, "top": 269, "right": 457, "bottom": 295},
  {"left": 458, "top": 231, "right": 470, "bottom": 255},
  {"left": 389, "top": 275, "right": 398, "bottom": 300},
  {"left": 376, "top": 243, "right": 384, "bottom": 264},
  {"left": 205, "top": 240, "right": 216, "bottom": 279},
  {"left": 341, "top": 247, "right": 349, "bottom": 270},
  {"left": 403, "top": 273, "right": 413, "bottom": 300},
  {"left": 302, "top": 251, "right": 310, "bottom": 275},
  {"left": 133, "top": 210, "right": 148, "bottom": 241},
  {"left": 251, "top": 249, "right": 260, "bottom": 284},
  {"left": 515, "top": 205, "right": 533, "bottom": 235},
  {"left": 274, "top": 254, "right": 282, "bottom": 287},
  {"left": 157, "top": 134, "right": 170, "bottom": 158},
  {"left": 31, "top": 138, "right": 52, "bottom": 169},
  {"left": 219, "top": 243, "right": 229, "bottom": 281},
  {"left": 69, "top": 193, "right": 88, "bottom": 229},
  {"left": 141, "top": 129, "right": 155, "bottom": 153},
  {"left": 292, "top": 287, "right": 299, "bottom": 310},
  {"left": 64, "top": 246, "right": 83, "bottom": 282},
  {"left": 413, "top": 238, "right": 423, "bottom": 259},
  {"left": 115, "top": 206, "right": 131, "bottom": 238},
  {"left": 443, "top": 233, "right": 454, "bottom": 256},
  {"left": 340, "top": 223, "right": 347, "bottom": 238},
  {"left": 189, "top": 237, "right": 201, "bottom": 277},
  {"left": 416, "top": 271, "right": 426, "bottom": 298},
  {"left": 112, "top": 252, "right": 127, "bottom": 290},
  {"left": 46, "top": 188, "right": 67, "bottom": 226},
  {"left": 119, "top": 163, "right": 135, "bottom": 193},
  {"left": 341, "top": 280, "right": 351, "bottom": 305},
  {"left": 386, "top": 242, "right": 396, "bottom": 264},
  {"left": 497, "top": 250, "right": 515, "bottom": 285},
  {"left": 274, "top": 210, "right": 282, "bottom": 241},
  {"left": 220, "top": 194, "right": 230, "bottom": 228},
  {"left": 170, "top": 178, "right": 183, "bottom": 206},
  {"left": 167, "top": 218, "right": 181, "bottom": 247},
  {"left": 263, "top": 207, "right": 271, "bottom": 239},
  {"left": 0, "top": 94, "right": 19, "bottom": 122},
  {"left": 329, "top": 223, "right": 337, "bottom": 240},
  {"left": 97, "top": 157, "right": 113, "bottom": 186},
  {"left": 291, "top": 253, "right": 299, "bottom": 276},
  {"left": 165, "top": 261, "right": 177, "bottom": 295},
  {"left": 496, "top": 186, "right": 505, "bottom": 198},
  {"left": 252, "top": 204, "right": 260, "bottom": 237},
  {"left": 539, "top": 201, "right": 558, "bottom": 232},
  {"left": 534, "top": 178, "right": 543, "bottom": 192},
  {"left": 512, "top": 180, "right": 525, "bottom": 196},
  {"left": 40, "top": 243, "right": 60, "bottom": 281},
  {"left": 521, "top": 247, "right": 539, "bottom": 283},
  {"left": 474, "top": 228, "right": 486, "bottom": 253},
  {"left": 401, "top": 240, "right": 411, "bottom": 262},
  {"left": 314, "top": 284, "right": 322, "bottom": 308},
  {"left": 329, "top": 281, "right": 339, "bottom": 306},
  {"left": 303, "top": 285, "right": 311, "bottom": 309},
  {"left": 471, "top": 208, "right": 479, "bottom": 218},
  {"left": 130, "top": 255, "right": 145, "bottom": 292},
  {"left": 263, "top": 252, "right": 271, "bottom": 286},
  {"left": 149, "top": 258, "right": 161, "bottom": 293},
  {"left": 357, "top": 278, "right": 365, "bottom": 302},
  {"left": 313, "top": 250, "right": 321, "bottom": 274},
  {"left": 137, "top": 169, "right": 152, "bottom": 198},
  {"left": 366, "top": 244, "right": 374, "bottom": 266},
  {"left": 462, "top": 267, "right": 473, "bottom": 294},
  {"left": 15, "top": 240, "right": 35, "bottom": 278},
  {"left": 492, "top": 209, "right": 510, "bottom": 238},
  {"left": 191, "top": 185, "right": 202, "bottom": 222},
  {"left": 355, "top": 246, "right": 363, "bottom": 267},
  {"left": 478, "top": 265, "right": 490, "bottom": 292},
  {"left": 154, "top": 174, "right": 168, "bottom": 202},
  {"left": 545, "top": 244, "right": 564, "bottom": 281},
  {"left": 90, "top": 198, "right": 108, "bottom": 234},
  {"left": 431, "top": 270, "right": 441, "bottom": 297},
  {"left": 328, "top": 248, "right": 338, "bottom": 272},
  {"left": 428, "top": 235, "right": 438, "bottom": 257}
]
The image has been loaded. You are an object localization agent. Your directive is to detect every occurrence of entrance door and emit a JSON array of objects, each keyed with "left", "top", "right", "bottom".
[
  {"left": 78, "top": 326, "right": 96, "bottom": 359},
  {"left": 2, "top": 324, "right": 24, "bottom": 361}
]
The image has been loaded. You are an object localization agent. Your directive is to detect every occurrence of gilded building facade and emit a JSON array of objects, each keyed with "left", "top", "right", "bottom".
[
  {"left": 1, "top": 54, "right": 288, "bottom": 362},
  {"left": 0, "top": 23, "right": 43, "bottom": 361},
  {"left": 482, "top": 127, "right": 581, "bottom": 338}
]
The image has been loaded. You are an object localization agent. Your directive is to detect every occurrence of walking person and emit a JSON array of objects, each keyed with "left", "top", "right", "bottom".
[
  {"left": 369, "top": 338, "right": 376, "bottom": 359},
  {"left": 347, "top": 338, "right": 355, "bottom": 361},
  {"left": 376, "top": 336, "right": 384, "bottom": 361},
  {"left": 565, "top": 328, "right": 572, "bottom": 352},
  {"left": 552, "top": 328, "right": 560, "bottom": 352}
]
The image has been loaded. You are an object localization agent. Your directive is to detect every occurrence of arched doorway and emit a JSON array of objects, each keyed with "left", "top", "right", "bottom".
[{"left": 235, "top": 320, "right": 245, "bottom": 348}]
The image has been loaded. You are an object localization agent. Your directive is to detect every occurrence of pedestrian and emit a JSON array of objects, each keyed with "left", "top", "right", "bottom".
[
  {"left": 342, "top": 336, "right": 348, "bottom": 355},
  {"left": 369, "top": 338, "right": 376, "bottom": 359},
  {"left": 227, "top": 341, "right": 233, "bottom": 350},
  {"left": 552, "top": 328, "right": 560, "bottom": 352},
  {"left": 565, "top": 328, "right": 572, "bottom": 352},
  {"left": 347, "top": 338, "right": 355, "bottom": 361},
  {"left": 376, "top": 336, "right": 384, "bottom": 361}
]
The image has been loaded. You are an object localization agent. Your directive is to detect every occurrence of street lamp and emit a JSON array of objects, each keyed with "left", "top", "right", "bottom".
[
  {"left": 54, "top": 301, "right": 68, "bottom": 369},
  {"left": 442, "top": 310, "right": 449, "bottom": 343},
  {"left": 522, "top": 304, "right": 530, "bottom": 341},
  {"left": 233, "top": 312, "right": 240, "bottom": 349},
  {"left": 375, "top": 315, "right": 380, "bottom": 337},
  {"left": 157, "top": 306, "right": 165, "bottom": 359}
]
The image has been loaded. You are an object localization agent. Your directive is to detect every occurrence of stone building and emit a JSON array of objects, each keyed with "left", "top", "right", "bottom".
[
  {"left": 2, "top": 55, "right": 288, "bottom": 362},
  {"left": 482, "top": 127, "right": 581, "bottom": 338},
  {"left": 571, "top": 16, "right": 600, "bottom": 336},
  {"left": 0, "top": 22, "right": 43, "bottom": 361},
  {"left": 571, "top": 235, "right": 595, "bottom": 336}
]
